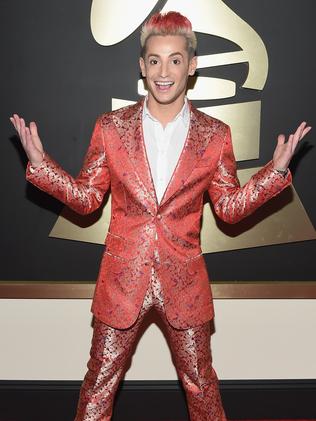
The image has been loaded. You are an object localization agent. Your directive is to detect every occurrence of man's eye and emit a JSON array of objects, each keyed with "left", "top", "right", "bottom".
[
  {"left": 172, "top": 59, "right": 181, "bottom": 64},
  {"left": 149, "top": 59, "right": 158, "bottom": 65}
]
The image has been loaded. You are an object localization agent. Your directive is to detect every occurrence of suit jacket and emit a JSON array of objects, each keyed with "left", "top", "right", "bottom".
[{"left": 26, "top": 99, "right": 292, "bottom": 329}]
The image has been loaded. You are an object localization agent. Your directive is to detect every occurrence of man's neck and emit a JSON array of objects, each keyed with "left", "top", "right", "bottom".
[{"left": 146, "top": 96, "right": 186, "bottom": 128}]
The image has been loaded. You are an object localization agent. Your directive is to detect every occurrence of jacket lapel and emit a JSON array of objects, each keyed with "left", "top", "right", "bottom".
[
  {"left": 112, "top": 100, "right": 213, "bottom": 211},
  {"left": 112, "top": 99, "right": 158, "bottom": 210},
  {"left": 159, "top": 104, "right": 212, "bottom": 208}
]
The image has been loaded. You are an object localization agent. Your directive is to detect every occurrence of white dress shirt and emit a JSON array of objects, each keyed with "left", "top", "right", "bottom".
[{"left": 142, "top": 97, "right": 190, "bottom": 204}]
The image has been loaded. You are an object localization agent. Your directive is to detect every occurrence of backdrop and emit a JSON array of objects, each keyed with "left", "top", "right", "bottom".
[{"left": 1, "top": 0, "right": 315, "bottom": 283}]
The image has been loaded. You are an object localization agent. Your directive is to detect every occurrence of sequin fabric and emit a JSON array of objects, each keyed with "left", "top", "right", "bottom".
[
  {"left": 26, "top": 99, "right": 292, "bottom": 330},
  {"left": 74, "top": 260, "right": 227, "bottom": 421}
]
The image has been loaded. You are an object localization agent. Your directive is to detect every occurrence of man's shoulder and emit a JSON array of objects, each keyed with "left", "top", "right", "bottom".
[
  {"left": 191, "top": 105, "right": 229, "bottom": 137},
  {"left": 97, "top": 100, "right": 143, "bottom": 128},
  {"left": 191, "top": 105, "right": 228, "bottom": 129}
]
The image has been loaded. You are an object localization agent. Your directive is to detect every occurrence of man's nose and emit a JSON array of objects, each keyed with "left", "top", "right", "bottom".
[{"left": 160, "top": 61, "right": 169, "bottom": 78}]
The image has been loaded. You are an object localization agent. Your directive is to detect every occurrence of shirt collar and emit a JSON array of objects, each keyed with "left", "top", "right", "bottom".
[{"left": 142, "top": 96, "right": 190, "bottom": 127}]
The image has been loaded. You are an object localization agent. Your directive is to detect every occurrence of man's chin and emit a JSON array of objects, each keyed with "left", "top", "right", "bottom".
[{"left": 148, "top": 91, "right": 184, "bottom": 106}]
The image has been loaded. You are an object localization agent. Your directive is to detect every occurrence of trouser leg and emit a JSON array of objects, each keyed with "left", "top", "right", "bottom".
[
  {"left": 150, "top": 267, "right": 227, "bottom": 421},
  {"left": 74, "top": 283, "right": 154, "bottom": 421},
  {"left": 74, "top": 318, "right": 139, "bottom": 421},
  {"left": 166, "top": 322, "right": 227, "bottom": 421}
]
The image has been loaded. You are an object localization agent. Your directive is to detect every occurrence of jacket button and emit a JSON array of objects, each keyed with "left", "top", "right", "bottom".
[{"left": 157, "top": 214, "right": 162, "bottom": 220}]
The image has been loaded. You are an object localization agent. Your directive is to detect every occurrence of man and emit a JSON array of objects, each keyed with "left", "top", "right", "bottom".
[{"left": 10, "top": 11, "right": 311, "bottom": 421}]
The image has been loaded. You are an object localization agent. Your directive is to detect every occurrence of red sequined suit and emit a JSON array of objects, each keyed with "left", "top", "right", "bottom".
[{"left": 26, "top": 99, "right": 291, "bottom": 420}]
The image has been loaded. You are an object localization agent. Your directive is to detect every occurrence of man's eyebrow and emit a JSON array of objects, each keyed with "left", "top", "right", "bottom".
[
  {"left": 147, "top": 52, "right": 184, "bottom": 58},
  {"left": 169, "top": 52, "right": 184, "bottom": 57}
]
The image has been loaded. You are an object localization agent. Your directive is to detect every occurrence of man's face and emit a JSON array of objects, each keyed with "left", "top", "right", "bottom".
[{"left": 139, "top": 35, "right": 197, "bottom": 107}]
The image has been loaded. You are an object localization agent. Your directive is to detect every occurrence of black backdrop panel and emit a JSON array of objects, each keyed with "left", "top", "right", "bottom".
[{"left": 1, "top": 0, "right": 315, "bottom": 282}]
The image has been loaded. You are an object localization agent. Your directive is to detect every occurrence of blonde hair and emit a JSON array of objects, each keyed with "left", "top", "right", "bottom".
[{"left": 140, "top": 11, "right": 197, "bottom": 58}]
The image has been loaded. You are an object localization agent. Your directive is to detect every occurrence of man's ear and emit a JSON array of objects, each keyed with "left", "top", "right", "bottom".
[
  {"left": 139, "top": 57, "right": 146, "bottom": 77},
  {"left": 189, "top": 55, "right": 197, "bottom": 76}
]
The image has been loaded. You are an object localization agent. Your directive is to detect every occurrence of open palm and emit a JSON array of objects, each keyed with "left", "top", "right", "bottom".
[
  {"left": 10, "top": 114, "right": 44, "bottom": 167},
  {"left": 273, "top": 121, "right": 312, "bottom": 170}
]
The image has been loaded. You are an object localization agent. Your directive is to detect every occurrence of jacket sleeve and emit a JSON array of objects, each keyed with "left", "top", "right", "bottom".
[
  {"left": 208, "top": 125, "right": 292, "bottom": 224},
  {"left": 26, "top": 116, "right": 111, "bottom": 215}
]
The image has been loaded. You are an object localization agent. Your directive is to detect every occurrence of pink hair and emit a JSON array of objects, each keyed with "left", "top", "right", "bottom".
[{"left": 140, "top": 11, "right": 197, "bottom": 57}]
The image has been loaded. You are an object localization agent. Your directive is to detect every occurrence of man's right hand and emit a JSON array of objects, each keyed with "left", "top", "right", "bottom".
[{"left": 10, "top": 114, "right": 44, "bottom": 167}]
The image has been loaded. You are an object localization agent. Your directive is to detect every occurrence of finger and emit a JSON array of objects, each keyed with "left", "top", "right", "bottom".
[
  {"left": 292, "top": 128, "right": 303, "bottom": 153},
  {"left": 292, "top": 122, "right": 311, "bottom": 152},
  {"left": 30, "top": 121, "right": 43, "bottom": 152},
  {"left": 29, "top": 122, "right": 39, "bottom": 144},
  {"left": 288, "top": 133, "right": 294, "bottom": 145},
  {"left": 292, "top": 122, "right": 306, "bottom": 144},
  {"left": 300, "top": 125, "right": 312, "bottom": 139},
  {"left": 277, "top": 134, "right": 286, "bottom": 145},
  {"left": 24, "top": 127, "right": 35, "bottom": 158},
  {"left": 10, "top": 117, "right": 18, "bottom": 132},
  {"left": 297, "top": 121, "right": 307, "bottom": 138},
  {"left": 25, "top": 126, "right": 32, "bottom": 146},
  {"left": 296, "top": 121, "right": 307, "bottom": 133},
  {"left": 26, "top": 126, "right": 39, "bottom": 154},
  {"left": 18, "top": 121, "right": 26, "bottom": 145},
  {"left": 29, "top": 121, "right": 39, "bottom": 138},
  {"left": 289, "top": 122, "right": 308, "bottom": 153},
  {"left": 9, "top": 116, "right": 16, "bottom": 127},
  {"left": 13, "top": 114, "right": 22, "bottom": 124},
  {"left": 12, "top": 114, "right": 21, "bottom": 133},
  {"left": 19, "top": 118, "right": 28, "bottom": 147},
  {"left": 286, "top": 133, "right": 295, "bottom": 153}
]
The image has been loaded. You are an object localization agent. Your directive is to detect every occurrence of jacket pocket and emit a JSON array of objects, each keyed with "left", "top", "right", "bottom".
[
  {"left": 104, "top": 231, "right": 136, "bottom": 261},
  {"left": 185, "top": 252, "right": 205, "bottom": 277}
]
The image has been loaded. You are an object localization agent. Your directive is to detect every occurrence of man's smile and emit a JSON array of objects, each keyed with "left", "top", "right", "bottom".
[{"left": 154, "top": 81, "right": 175, "bottom": 91}]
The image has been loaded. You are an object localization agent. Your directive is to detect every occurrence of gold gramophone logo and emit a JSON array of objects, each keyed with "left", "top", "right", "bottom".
[{"left": 50, "top": 0, "right": 315, "bottom": 253}]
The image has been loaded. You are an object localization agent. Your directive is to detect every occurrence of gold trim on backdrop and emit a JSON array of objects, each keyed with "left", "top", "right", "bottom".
[
  {"left": 90, "top": 0, "right": 269, "bottom": 89},
  {"left": 199, "top": 102, "right": 261, "bottom": 162},
  {"left": 1, "top": 282, "right": 316, "bottom": 299},
  {"left": 161, "top": 0, "right": 269, "bottom": 90},
  {"left": 90, "top": 0, "right": 158, "bottom": 46}
]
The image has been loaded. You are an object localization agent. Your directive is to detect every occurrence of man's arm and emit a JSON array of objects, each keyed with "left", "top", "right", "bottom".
[
  {"left": 10, "top": 115, "right": 110, "bottom": 215},
  {"left": 208, "top": 123, "right": 310, "bottom": 224}
]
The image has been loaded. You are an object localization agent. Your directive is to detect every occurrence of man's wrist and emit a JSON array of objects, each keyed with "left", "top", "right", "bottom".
[
  {"left": 29, "top": 152, "right": 45, "bottom": 173},
  {"left": 273, "top": 167, "right": 289, "bottom": 177}
]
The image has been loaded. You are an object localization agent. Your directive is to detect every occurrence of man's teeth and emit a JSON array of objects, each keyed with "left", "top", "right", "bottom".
[{"left": 155, "top": 81, "right": 174, "bottom": 86}]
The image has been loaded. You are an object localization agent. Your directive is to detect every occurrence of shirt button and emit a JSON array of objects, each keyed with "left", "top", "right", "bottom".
[{"left": 157, "top": 214, "right": 162, "bottom": 220}]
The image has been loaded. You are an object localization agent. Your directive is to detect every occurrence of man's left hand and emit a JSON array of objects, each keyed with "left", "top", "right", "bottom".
[{"left": 273, "top": 121, "right": 312, "bottom": 170}]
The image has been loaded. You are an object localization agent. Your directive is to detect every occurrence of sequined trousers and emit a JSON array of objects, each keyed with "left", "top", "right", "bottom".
[{"left": 74, "top": 260, "right": 227, "bottom": 421}]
